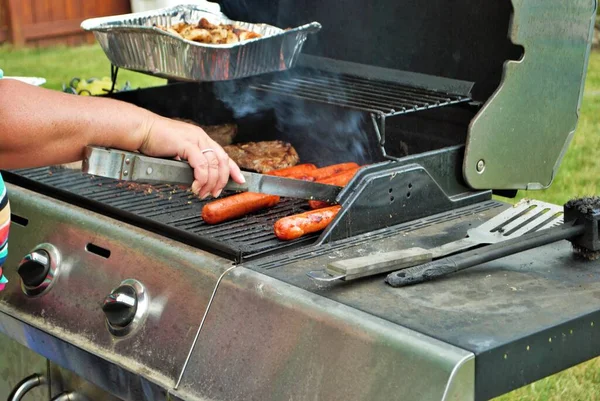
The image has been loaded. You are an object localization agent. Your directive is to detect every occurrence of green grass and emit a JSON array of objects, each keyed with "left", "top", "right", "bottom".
[
  {"left": 487, "top": 51, "right": 600, "bottom": 401},
  {"left": 2, "top": 43, "right": 600, "bottom": 400},
  {"left": 0, "top": 44, "right": 165, "bottom": 91}
]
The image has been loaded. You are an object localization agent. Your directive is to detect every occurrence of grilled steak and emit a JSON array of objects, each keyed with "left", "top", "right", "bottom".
[
  {"left": 173, "top": 118, "right": 237, "bottom": 146},
  {"left": 201, "top": 123, "right": 238, "bottom": 146},
  {"left": 223, "top": 140, "right": 300, "bottom": 173}
]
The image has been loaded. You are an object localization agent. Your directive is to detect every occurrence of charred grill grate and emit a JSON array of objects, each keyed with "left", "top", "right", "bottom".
[
  {"left": 6, "top": 167, "right": 318, "bottom": 261},
  {"left": 250, "top": 70, "right": 471, "bottom": 117}
]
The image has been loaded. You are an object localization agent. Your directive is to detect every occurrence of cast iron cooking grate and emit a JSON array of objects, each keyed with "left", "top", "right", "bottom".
[{"left": 6, "top": 167, "right": 318, "bottom": 261}]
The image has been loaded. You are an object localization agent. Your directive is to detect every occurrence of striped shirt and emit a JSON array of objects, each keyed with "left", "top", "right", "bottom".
[{"left": 0, "top": 173, "right": 9, "bottom": 291}]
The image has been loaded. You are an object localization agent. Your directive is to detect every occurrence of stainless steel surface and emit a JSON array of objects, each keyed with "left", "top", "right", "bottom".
[
  {"left": 0, "top": 183, "right": 234, "bottom": 388},
  {"left": 0, "top": 311, "right": 168, "bottom": 401},
  {"left": 0, "top": 332, "right": 49, "bottom": 401},
  {"left": 50, "top": 393, "right": 80, "bottom": 401},
  {"left": 174, "top": 265, "right": 237, "bottom": 389},
  {"left": 304, "top": 269, "right": 345, "bottom": 282},
  {"left": 174, "top": 266, "right": 475, "bottom": 401},
  {"left": 7, "top": 373, "right": 46, "bottom": 401},
  {"left": 19, "top": 243, "right": 61, "bottom": 297},
  {"left": 80, "top": 4, "right": 321, "bottom": 82},
  {"left": 464, "top": 0, "right": 597, "bottom": 189},
  {"left": 229, "top": 171, "right": 342, "bottom": 202},
  {"left": 83, "top": 146, "right": 343, "bottom": 201},
  {"left": 103, "top": 279, "right": 150, "bottom": 338},
  {"left": 49, "top": 361, "right": 121, "bottom": 401}
]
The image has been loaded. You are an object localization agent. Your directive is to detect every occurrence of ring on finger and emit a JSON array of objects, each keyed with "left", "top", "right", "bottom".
[{"left": 201, "top": 148, "right": 215, "bottom": 154}]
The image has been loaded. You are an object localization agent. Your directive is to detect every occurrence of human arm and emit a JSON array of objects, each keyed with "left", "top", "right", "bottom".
[{"left": 0, "top": 79, "right": 244, "bottom": 198}]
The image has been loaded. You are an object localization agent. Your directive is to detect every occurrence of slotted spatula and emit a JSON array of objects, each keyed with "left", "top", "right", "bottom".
[{"left": 306, "top": 199, "right": 563, "bottom": 282}]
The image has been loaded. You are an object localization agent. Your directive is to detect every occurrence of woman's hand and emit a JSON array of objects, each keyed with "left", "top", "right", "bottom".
[{"left": 137, "top": 115, "right": 245, "bottom": 199}]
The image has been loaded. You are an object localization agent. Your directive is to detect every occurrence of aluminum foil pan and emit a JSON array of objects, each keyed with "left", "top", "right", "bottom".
[{"left": 81, "top": 4, "right": 321, "bottom": 82}]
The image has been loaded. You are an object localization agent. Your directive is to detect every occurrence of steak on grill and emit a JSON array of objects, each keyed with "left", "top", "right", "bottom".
[
  {"left": 173, "top": 118, "right": 238, "bottom": 146},
  {"left": 223, "top": 140, "right": 300, "bottom": 173}
]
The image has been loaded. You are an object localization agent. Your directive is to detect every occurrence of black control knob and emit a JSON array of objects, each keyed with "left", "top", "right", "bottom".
[
  {"left": 102, "top": 285, "right": 138, "bottom": 328},
  {"left": 18, "top": 250, "right": 51, "bottom": 288}
]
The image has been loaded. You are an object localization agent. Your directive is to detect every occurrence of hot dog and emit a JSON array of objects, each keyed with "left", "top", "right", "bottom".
[
  {"left": 266, "top": 163, "right": 317, "bottom": 179},
  {"left": 202, "top": 193, "right": 280, "bottom": 224},
  {"left": 202, "top": 164, "right": 316, "bottom": 224},
  {"left": 307, "top": 162, "right": 359, "bottom": 181},
  {"left": 274, "top": 205, "right": 342, "bottom": 241},
  {"left": 307, "top": 166, "right": 361, "bottom": 209}
]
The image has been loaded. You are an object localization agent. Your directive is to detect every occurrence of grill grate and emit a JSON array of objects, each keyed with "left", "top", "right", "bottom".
[
  {"left": 249, "top": 70, "right": 471, "bottom": 117},
  {"left": 7, "top": 167, "right": 318, "bottom": 261}
]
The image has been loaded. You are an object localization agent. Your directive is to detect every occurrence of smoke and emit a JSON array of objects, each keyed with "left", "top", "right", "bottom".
[{"left": 212, "top": 70, "right": 372, "bottom": 165}]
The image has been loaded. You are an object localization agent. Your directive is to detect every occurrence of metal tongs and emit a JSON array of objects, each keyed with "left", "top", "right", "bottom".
[{"left": 81, "top": 146, "right": 342, "bottom": 202}]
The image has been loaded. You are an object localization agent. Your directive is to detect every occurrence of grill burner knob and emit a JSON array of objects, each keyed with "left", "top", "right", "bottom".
[
  {"left": 18, "top": 250, "right": 51, "bottom": 288},
  {"left": 102, "top": 285, "right": 138, "bottom": 328}
]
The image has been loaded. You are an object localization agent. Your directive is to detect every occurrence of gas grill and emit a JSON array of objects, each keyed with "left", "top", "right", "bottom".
[{"left": 1, "top": 1, "right": 599, "bottom": 400}]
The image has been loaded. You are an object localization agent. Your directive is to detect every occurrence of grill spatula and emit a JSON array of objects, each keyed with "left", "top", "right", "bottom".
[
  {"left": 306, "top": 199, "right": 563, "bottom": 282},
  {"left": 81, "top": 146, "right": 342, "bottom": 202}
]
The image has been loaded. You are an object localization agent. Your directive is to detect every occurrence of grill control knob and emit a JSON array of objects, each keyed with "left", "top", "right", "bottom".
[
  {"left": 18, "top": 250, "right": 51, "bottom": 287},
  {"left": 102, "top": 285, "right": 138, "bottom": 328},
  {"left": 18, "top": 244, "right": 61, "bottom": 297},
  {"left": 102, "top": 279, "right": 149, "bottom": 337}
]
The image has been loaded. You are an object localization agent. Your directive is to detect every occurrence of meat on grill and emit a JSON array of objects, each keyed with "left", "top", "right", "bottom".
[
  {"left": 202, "top": 193, "right": 280, "bottom": 224},
  {"left": 306, "top": 162, "right": 359, "bottom": 181},
  {"left": 223, "top": 140, "right": 300, "bottom": 173},
  {"left": 201, "top": 164, "right": 316, "bottom": 224},
  {"left": 274, "top": 205, "right": 342, "bottom": 241},
  {"left": 308, "top": 166, "right": 361, "bottom": 209},
  {"left": 173, "top": 118, "right": 237, "bottom": 146}
]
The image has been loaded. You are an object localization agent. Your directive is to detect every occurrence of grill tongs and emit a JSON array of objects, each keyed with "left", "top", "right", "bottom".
[{"left": 81, "top": 146, "right": 342, "bottom": 202}]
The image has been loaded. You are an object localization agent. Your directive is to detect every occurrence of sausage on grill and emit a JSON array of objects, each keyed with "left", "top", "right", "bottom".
[
  {"left": 307, "top": 162, "right": 359, "bottom": 181},
  {"left": 266, "top": 163, "right": 317, "bottom": 179},
  {"left": 202, "top": 193, "right": 280, "bottom": 224},
  {"left": 308, "top": 167, "right": 361, "bottom": 209},
  {"left": 274, "top": 205, "right": 342, "bottom": 241},
  {"left": 201, "top": 164, "right": 316, "bottom": 224}
]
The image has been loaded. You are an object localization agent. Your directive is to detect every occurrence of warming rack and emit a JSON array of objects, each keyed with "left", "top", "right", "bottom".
[{"left": 249, "top": 69, "right": 472, "bottom": 159}]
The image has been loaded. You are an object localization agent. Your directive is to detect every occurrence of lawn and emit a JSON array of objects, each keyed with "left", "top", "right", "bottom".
[
  {"left": 0, "top": 44, "right": 165, "bottom": 91},
  {"left": 1, "top": 43, "right": 600, "bottom": 400}
]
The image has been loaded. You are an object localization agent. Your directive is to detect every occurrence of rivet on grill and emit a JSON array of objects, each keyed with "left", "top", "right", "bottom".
[
  {"left": 147, "top": 167, "right": 153, "bottom": 175},
  {"left": 125, "top": 158, "right": 131, "bottom": 165},
  {"left": 476, "top": 159, "right": 485, "bottom": 174},
  {"left": 123, "top": 170, "right": 129, "bottom": 176}
]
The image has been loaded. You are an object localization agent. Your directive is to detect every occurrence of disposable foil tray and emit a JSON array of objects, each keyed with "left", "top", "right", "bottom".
[{"left": 81, "top": 3, "right": 321, "bottom": 82}]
